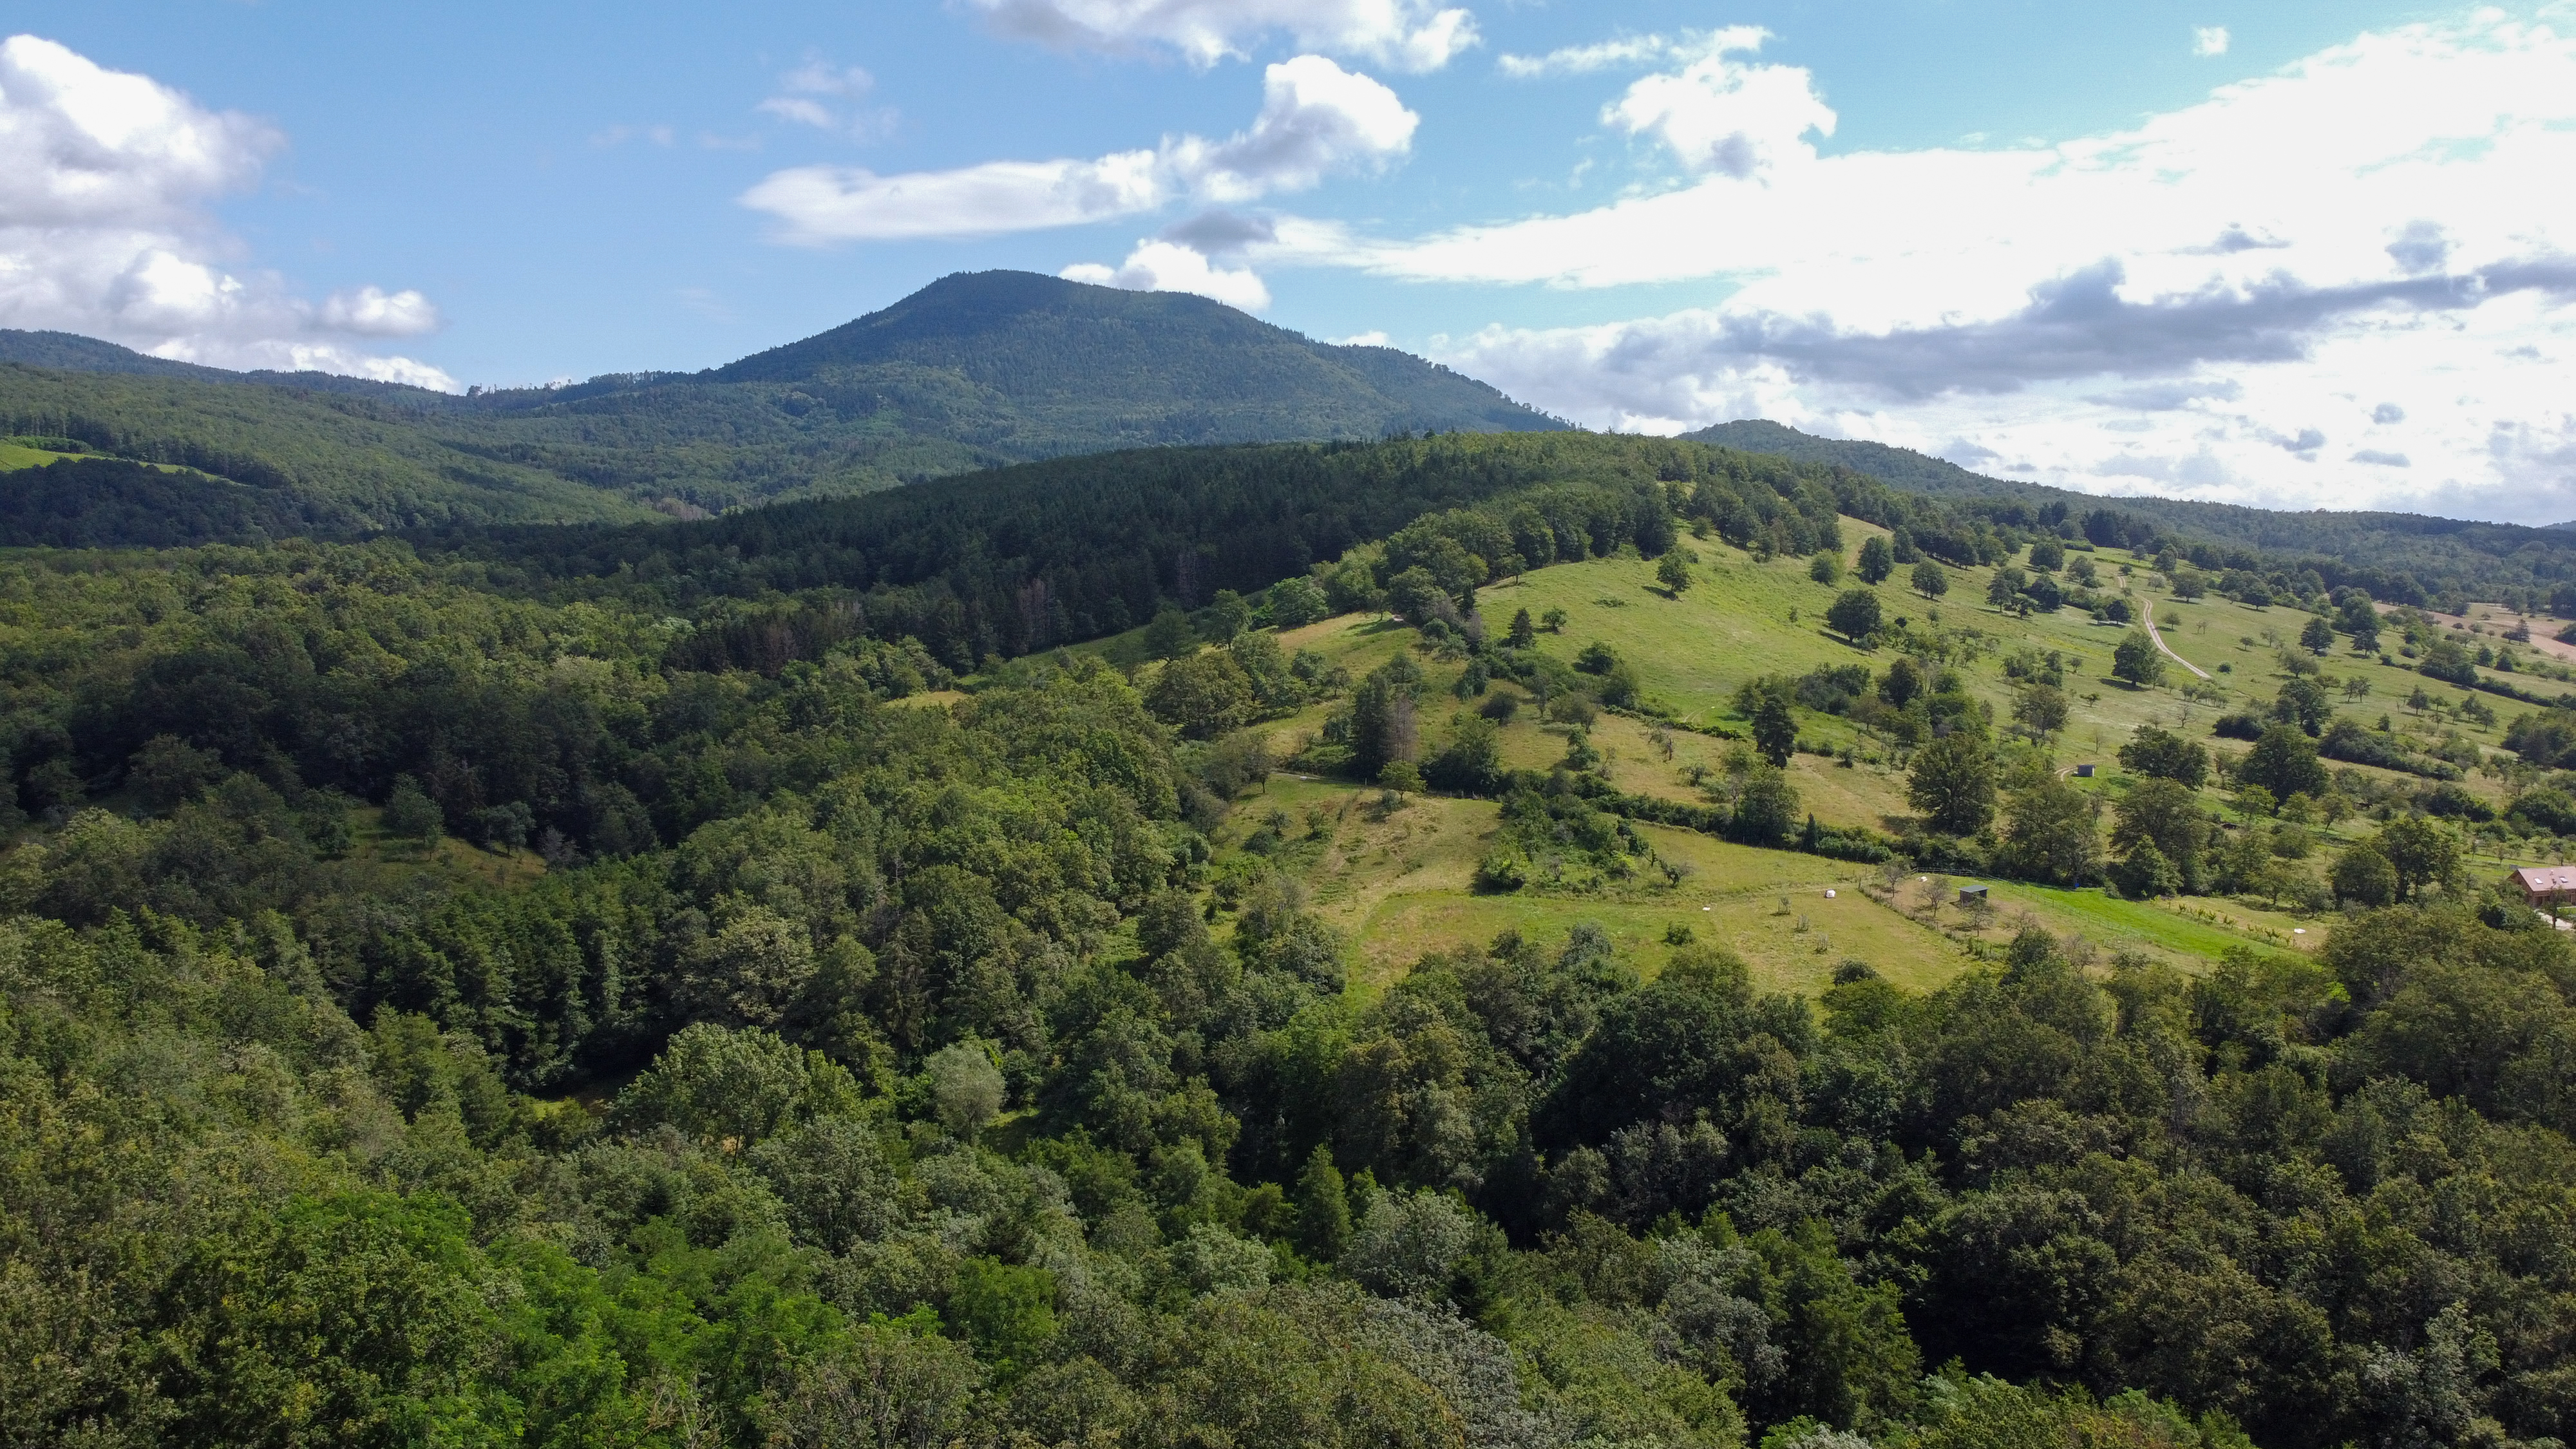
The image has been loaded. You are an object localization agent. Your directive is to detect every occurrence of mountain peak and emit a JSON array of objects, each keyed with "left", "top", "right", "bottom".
[{"left": 701, "top": 270, "right": 1564, "bottom": 443}]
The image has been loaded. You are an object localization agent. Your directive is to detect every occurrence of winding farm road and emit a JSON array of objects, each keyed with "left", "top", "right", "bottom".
[{"left": 2143, "top": 612, "right": 2211, "bottom": 679}]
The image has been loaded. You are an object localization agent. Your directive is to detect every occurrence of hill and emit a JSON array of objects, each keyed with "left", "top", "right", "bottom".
[
  {"left": 1690, "top": 419, "right": 2576, "bottom": 609},
  {"left": 5, "top": 440, "right": 2575, "bottom": 1448},
  {"left": 0, "top": 273, "right": 1565, "bottom": 538},
  {"left": 706, "top": 269, "right": 1564, "bottom": 445}
]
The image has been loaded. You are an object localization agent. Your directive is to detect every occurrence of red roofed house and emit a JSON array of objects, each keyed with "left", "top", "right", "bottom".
[{"left": 2508, "top": 866, "right": 2576, "bottom": 913}]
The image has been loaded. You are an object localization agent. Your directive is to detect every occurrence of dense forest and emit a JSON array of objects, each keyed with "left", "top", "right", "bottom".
[{"left": 3, "top": 417, "right": 2575, "bottom": 1449}]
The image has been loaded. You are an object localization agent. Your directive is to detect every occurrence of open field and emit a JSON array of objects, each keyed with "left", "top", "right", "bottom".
[
  {"left": 1215, "top": 766, "right": 2311, "bottom": 1005},
  {"left": 1144, "top": 512, "right": 2575, "bottom": 1004},
  {"left": 0, "top": 441, "right": 196, "bottom": 475},
  {"left": 0, "top": 442, "right": 77, "bottom": 472}
]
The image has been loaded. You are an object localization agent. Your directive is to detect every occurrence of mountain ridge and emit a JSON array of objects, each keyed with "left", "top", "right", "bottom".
[{"left": 0, "top": 272, "right": 1566, "bottom": 529}]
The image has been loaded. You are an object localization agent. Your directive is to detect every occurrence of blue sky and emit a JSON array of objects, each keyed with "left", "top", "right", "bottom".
[{"left": 7, "top": 1, "right": 2576, "bottom": 519}]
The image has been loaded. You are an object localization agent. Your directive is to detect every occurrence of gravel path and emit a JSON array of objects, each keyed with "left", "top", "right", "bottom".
[{"left": 2143, "top": 612, "right": 2211, "bottom": 679}]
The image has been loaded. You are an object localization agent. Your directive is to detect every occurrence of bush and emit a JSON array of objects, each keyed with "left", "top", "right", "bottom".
[{"left": 2212, "top": 711, "right": 2266, "bottom": 741}]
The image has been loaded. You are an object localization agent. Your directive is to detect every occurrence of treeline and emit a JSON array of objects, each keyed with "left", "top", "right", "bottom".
[
  {"left": 0, "top": 456, "right": 366, "bottom": 547},
  {"left": 410, "top": 431, "right": 2123, "bottom": 673},
  {"left": 1692, "top": 420, "right": 2576, "bottom": 613}
]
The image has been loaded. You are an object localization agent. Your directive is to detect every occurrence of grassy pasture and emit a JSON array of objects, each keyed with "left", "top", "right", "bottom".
[{"left": 1143, "top": 511, "right": 2576, "bottom": 1001}]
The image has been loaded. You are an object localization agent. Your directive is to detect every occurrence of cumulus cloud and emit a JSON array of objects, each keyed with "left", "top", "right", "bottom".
[
  {"left": 317, "top": 286, "right": 441, "bottom": 337},
  {"left": 1598, "top": 28, "right": 1835, "bottom": 176},
  {"left": 1245, "top": 12, "right": 2576, "bottom": 518},
  {"left": 1063, "top": 239, "right": 1271, "bottom": 309},
  {"left": 2195, "top": 26, "right": 2231, "bottom": 57},
  {"left": 964, "top": 0, "right": 1476, "bottom": 71},
  {"left": 743, "top": 55, "right": 1412, "bottom": 243},
  {"left": 0, "top": 35, "right": 455, "bottom": 388}
]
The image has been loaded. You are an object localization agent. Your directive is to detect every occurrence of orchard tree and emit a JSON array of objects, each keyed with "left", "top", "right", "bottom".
[{"left": 1911, "top": 560, "right": 1949, "bottom": 600}]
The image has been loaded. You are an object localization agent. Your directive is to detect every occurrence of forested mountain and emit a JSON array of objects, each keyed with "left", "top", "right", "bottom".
[
  {"left": 706, "top": 269, "right": 1565, "bottom": 442},
  {"left": 1690, "top": 420, "right": 2576, "bottom": 610},
  {"left": 0, "top": 274, "right": 1562, "bottom": 536}
]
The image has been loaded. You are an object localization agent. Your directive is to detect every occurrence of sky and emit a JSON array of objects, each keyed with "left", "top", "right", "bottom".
[{"left": 6, "top": 1, "right": 2576, "bottom": 521}]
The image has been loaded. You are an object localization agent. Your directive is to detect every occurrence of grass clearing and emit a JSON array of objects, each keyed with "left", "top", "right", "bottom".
[
  {"left": 1168, "top": 514, "right": 2566, "bottom": 1005},
  {"left": 0, "top": 443, "right": 80, "bottom": 472}
]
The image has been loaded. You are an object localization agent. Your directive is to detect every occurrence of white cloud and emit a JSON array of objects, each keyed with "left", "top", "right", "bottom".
[
  {"left": 758, "top": 59, "right": 895, "bottom": 140},
  {"left": 1599, "top": 28, "right": 1834, "bottom": 177},
  {"left": 1173, "top": 54, "right": 1419, "bottom": 199},
  {"left": 317, "top": 286, "right": 440, "bottom": 337},
  {"left": 1498, "top": 33, "right": 1694, "bottom": 79},
  {"left": 965, "top": 0, "right": 1477, "bottom": 71},
  {"left": 780, "top": 61, "right": 875, "bottom": 97},
  {"left": 756, "top": 98, "right": 836, "bottom": 129},
  {"left": 1244, "top": 12, "right": 2576, "bottom": 518},
  {"left": 2195, "top": 26, "right": 2232, "bottom": 57},
  {"left": 0, "top": 35, "right": 457, "bottom": 388},
  {"left": 1063, "top": 239, "right": 1271, "bottom": 309},
  {"left": 742, "top": 55, "right": 1412, "bottom": 242},
  {"left": 1331, "top": 330, "right": 1391, "bottom": 346}
]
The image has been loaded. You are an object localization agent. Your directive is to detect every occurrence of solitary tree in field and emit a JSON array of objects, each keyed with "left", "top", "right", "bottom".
[
  {"left": 2111, "top": 630, "right": 2165, "bottom": 687},
  {"left": 1856, "top": 535, "right": 1894, "bottom": 584},
  {"left": 1657, "top": 553, "right": 1692, "bottom": 595},
  {"left": 1750, "top": 692, "right": 1798, "bottom": 768},
  {"left": 1911, "top": 560, "right": 1949, "bottom": 600},
  {"left": 1825, "top": 588, "right": 1883, "bottom": 644}
]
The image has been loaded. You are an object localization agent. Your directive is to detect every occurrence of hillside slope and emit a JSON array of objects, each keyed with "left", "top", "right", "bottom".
[
  {"left": 0, "top": 366, "right": 652, "bottom": 530},
  {"left": 708, "top": 269, "right": 1562, "bottom": 446},
  {"left": 1689, "top": 419, "right": 2576, "bottom": 605},
  {"left": 0, "top": 273, "right": 1564, "bottom": 535}
]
